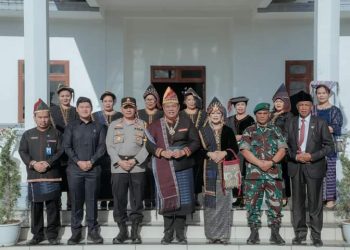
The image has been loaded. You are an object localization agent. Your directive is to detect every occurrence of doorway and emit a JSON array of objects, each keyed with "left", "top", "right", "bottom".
[
  {"left": 285, "top": 60, "right": 313, "bottom": 115},
  {"left": 150, "top": 66, "right": 206, "bottom": 110}
]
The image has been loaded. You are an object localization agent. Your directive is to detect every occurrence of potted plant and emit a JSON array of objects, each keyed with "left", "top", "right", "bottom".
[
  {"left": 336, "top": 148, "right": 350, "bottom": 243},
  {"left": 0, "top": 128, "right": 21, "bottom": 246}
]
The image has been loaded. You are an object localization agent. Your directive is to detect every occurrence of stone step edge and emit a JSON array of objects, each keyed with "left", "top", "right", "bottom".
[
  {"left": 19, "top": 222, "right": 341, "bottom": 228},
  {"left": 15, "top": 238, "right": 349, "bottom": 245}
]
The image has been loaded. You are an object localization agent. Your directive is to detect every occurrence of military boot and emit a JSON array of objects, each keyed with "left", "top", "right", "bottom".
[
  {"left": 247, "top": 224, "right": 260, "bottom": 245},
  {"left": 131, "top": 221, "right": 142, "bottom": 244},
  {"left": 113, "top": 222, "right": 129, "bottom": 244},
  {"left": 270, "top": 224, "right": 286, "bottom": 245}
]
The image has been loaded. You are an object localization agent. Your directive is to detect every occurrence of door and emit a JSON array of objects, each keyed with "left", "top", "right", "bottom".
[
  {"left": 285, "top": 60, "right": 313, "bottom": 115},
  {"left": 151, "top": 66, "right": 206, "bottom": 110}
]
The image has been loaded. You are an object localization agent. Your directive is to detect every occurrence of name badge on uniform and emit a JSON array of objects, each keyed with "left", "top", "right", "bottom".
[{"left": 46, "top": 147, "right": 52, "bottom": 156}]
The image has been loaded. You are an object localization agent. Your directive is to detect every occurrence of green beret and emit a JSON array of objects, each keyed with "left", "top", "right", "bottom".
[{"left": 254, "top": 102, "right": 270, "bottom": 114}]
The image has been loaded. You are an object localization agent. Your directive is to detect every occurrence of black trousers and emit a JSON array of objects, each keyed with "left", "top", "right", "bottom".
[
  {"left": 144, "top": 160, "right": 156, "bottom": 204},
  {"left": 164, "top": 215, "right": 186, "bottom": 239},
  {"left": 112, "top": 172, "right": 145, "bottom": 223},
  {"left": 31, "top": 199, "right": 60, "bottom": 240},
  {"left": 67, "top": 165, "right": 101, "bottom": 235},
  {"left": 291, "top": 165, "right": 323, "bottom": 240}
]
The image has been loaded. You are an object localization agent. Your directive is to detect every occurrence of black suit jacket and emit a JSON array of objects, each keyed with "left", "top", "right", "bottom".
[{"left": 286, "top": 115, "right": 335, "bottom": 179}]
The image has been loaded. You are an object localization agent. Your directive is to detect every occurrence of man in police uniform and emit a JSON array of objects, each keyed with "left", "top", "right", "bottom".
[
  {"left": 106, "top": 97, "right": 149, "bottom": 244},
  {"left": 239, "top": 103, "right": 288, "bottom": 245}
]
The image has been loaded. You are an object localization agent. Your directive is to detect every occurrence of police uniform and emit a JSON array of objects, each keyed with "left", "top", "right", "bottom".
[
  {"left": 106, "top": 97, "right": 149, "bottom": 244},
  {"left": 239, "top": 102, "right": 288, "bottom": 245}
]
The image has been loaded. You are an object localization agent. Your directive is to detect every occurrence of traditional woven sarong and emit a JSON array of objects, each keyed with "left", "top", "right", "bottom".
[{"left": 28, "top": 182, "right": 61, "bottom": 202}]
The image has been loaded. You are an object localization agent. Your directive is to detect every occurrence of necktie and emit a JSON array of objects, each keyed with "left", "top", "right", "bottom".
[{"left": 298, "top": 118, "right": 305, "bottom": 152}]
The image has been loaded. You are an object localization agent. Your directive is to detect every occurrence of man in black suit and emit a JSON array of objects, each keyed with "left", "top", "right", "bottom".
[{"left": 286, "top": 91, "right": 334, "bottom": 247}]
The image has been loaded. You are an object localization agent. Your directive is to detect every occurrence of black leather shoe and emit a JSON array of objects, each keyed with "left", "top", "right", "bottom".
[
  {"left": 177, "top": 238, "right": 187, "bottom": 244},
  {"left": 67, "top": 233, "right": 82, "bottom": 245},
  {"left": 312, "top": 238, "right": 323, "bottom": 247},
  {"left": 108, "top": 201, "right": 114, "bottom": 210},
  {"left": 131, "top": 222, "right": 142, "bottom": 244},
  {"left": 292, "top": 236, "right": 306, "bottom": 245},
  {"left": 113, "top": 223, "right": 129, "bottom": 244},
  {"left": 48, "top": 238, "right": 60, "bottom": 245},
  {"left": 161, "top": 229, "right": 174, "bottom": 244},
  {"left": 161, "top": 234, "right": 174, "bottom": 245},
  {"left": 88, "top": 231, "right": 103, "bottom": 244},
  {"left": 100, "top": 201, "right": 107, "bottom": 210},
  {"left": 27, "top": 237, "right": 44, "bottom": 245}
]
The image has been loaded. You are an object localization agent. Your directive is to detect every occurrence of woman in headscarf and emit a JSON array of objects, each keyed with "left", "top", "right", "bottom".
[
  {"left": 226, "top": 96, "right": 255, "bottom": 208},
  {"left": 311, "top": 81, "right": 343, "bottom": 209},
  {"left": 138, "top": 84, "right": 163, "bottom": 208},
  {"left": 180, "top": 88, "right": 207, "bottom": 205},
  {"left": 270, "top": 83, "right": 294, "bottom": 206},
  {"left": 199, "top": 97, "right": 239, "bottom": 244},
  {"left": 50, "top": 83, "right": 78, "bottom": 210},
  {"left": 92, "top": 91, "right": 123, "bottom": 210}
]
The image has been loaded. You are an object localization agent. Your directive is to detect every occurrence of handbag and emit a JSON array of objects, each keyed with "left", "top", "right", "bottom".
[
  {"left": 222, "top": 149, "right": 242, "bottom": 191},
  {"left": 335, "top": 136, "right": 345, "bottom": 153}
]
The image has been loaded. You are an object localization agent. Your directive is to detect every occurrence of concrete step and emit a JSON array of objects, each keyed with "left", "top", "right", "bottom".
[
  {"left": 19, "top": 222, "right": 343, "bottom": 241},
  {"left": 7, "top": 239, "right": 350, "bottom": 249},
  {"left": 19, "top": 208, "right": 342, "bottom": 227}
]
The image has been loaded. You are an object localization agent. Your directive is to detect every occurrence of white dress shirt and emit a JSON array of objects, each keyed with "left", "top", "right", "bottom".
[{"left": 298, "top": 114, "right": 311, "bottom": 152}]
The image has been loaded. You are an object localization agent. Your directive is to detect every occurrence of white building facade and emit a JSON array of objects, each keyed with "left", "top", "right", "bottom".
[{"left": 0, "top": 0, "right": 349, "bottom": 130}]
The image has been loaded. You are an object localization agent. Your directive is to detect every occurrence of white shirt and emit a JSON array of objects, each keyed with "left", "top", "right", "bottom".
[{"left": 298, "top": 114, "right": 311, "bottom": 152}]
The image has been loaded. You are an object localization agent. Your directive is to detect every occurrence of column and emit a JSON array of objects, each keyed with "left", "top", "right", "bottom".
[
  {"left": 314, "top": 0, "right": 340, "bottom": 82},
  {"left": 23, "top": 0, "right": 49, "bottom": 129}
]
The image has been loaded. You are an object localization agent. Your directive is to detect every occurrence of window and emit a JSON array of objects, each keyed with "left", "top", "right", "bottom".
[{"left": 18, "top": 60, "right": 69, "bottom": 123}]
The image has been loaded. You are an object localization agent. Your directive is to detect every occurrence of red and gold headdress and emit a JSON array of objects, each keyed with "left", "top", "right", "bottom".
[{"left": 162, "top": 87, "right": 178, "bottom": 104}]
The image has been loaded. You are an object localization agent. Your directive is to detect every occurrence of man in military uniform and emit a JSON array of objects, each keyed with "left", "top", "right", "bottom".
[
  {"left": 239, "top": 103, "right": 287, "bottom": 245},
  {"left": 106, "top": 97, "right": 149, "bottom": 244}
]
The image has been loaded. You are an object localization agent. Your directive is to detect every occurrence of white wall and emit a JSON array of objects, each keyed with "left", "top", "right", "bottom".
[
  {"left": 123, "top": 16, "right": 314, "bottom": 114},
  {"left": 0, "top": 17, "right": 108, "bottom": 124},
  {"left": 0, "top": 13, "right": 316, "bottom": 124},
  {"left": 232, "top": 17, "right": 313, "bottom": 115},
  {"left": 123, "top": 17, "right": 233, "bottom": 108},
  {"left": 339, "top": 36, "right": 350, "bottom": 132}
]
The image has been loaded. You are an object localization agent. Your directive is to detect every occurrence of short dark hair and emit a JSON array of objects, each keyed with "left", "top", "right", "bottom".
[
  {"left": 76, "top": 96, "right": 92, "bottom": 107},
  {"left": 315, "top": 85, "right": 331, "bottom": 94}
]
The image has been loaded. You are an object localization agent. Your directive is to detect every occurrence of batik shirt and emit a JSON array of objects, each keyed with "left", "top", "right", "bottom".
[{"left": 239, "top": 124, "right": 287, "bottom": 180}]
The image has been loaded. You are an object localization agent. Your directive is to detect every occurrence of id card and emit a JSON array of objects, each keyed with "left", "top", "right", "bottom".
[{"left": 46, "top": 147, "right": 52, "bottom": 156}]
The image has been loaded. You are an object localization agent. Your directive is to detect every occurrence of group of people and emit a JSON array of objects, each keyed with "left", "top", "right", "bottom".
[{"left": 18, "top": 80, "right": 342, "bottom": 247}]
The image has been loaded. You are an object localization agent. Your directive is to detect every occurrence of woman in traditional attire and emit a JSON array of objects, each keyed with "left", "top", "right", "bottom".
[
  {"left": 311, "top": 81, "right": 343, "bottom": 209},
  {"left": 226, "top": 96, "right": 254, "bottom": 207},
  {"left": 180, "top": 88, "right": 207, "bottom": 205},
  {"left": 92, "top": 91, "right": 122, "bottom": 210},
  {"left": 270, "top": 83, "right": 294, "bottom": 206},
  {"left": 138, "top": 85, "right": 163, "bottom": 209},
  {"left": 199, "top": 97, "right": 239, "bottom": 244},
  {"left": 50, "top": 83, "right": 77, "bottom": 210},
  {"left": 146, "top": 87, "right": 200, "bottom": 244},
  {"left": 138, "top": 84, "right": 163, "bottom": 125}
]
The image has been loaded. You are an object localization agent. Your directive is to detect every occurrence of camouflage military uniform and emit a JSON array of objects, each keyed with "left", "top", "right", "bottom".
[{"left": 239, "top": 123, "right": 288, "bottom": 226}]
